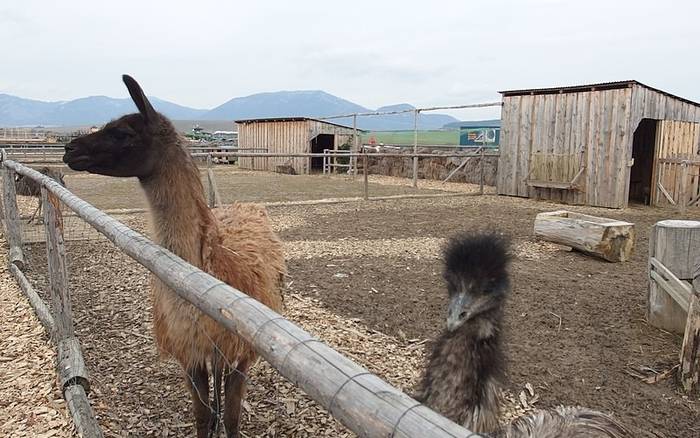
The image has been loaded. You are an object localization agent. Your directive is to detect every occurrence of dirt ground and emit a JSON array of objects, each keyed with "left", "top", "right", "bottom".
[
  {"left": 6, "top": 166, "right": 700, "bottom": 437},
  {"left": 60, "top": 166, "right": 449, "bottom": 210}
]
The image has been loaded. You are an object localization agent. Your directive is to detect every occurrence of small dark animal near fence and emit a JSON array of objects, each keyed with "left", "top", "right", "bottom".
[{"left": 15, "top": 166, "right": 66, "bottom": 222}]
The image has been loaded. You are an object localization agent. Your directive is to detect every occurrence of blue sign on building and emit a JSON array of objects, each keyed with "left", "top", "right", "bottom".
[{"left": 459, "top": 127, "right": 500, "bottom": 147}]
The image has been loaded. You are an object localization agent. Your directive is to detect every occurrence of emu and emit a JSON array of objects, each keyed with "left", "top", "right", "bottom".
[
  {"left": 413, "top": 232, "right": 632, "bottom": 437},
  {"left": 63, "top": 75, "right": 286, "bottom": 438},
  {"left": 15, "top": 166, "right": 66, "bottom": 223}
]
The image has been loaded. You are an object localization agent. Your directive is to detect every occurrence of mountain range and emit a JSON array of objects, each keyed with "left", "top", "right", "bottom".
[{"left": 0, "top": 90, "right": 473, "bottom": 131}]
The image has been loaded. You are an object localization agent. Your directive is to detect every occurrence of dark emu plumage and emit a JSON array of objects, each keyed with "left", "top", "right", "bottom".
[
  {"left": 15, "top": 166, "right": 66, "bottom": 223},
  {"left": 413, "top": 232, "right": 633, "bottom": 438}
]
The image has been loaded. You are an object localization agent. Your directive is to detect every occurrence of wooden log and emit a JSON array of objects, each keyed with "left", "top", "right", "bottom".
[
  {"left": 648, "top": 220, "right": 700, "bottom": 333},
  {"left": 4, "top": 160, "right": 476, "bottom": 438},
  {"left": 57, "top": 337, "right": 90, "bottom": 392},
  {"left": 42, "top": 188, "right": 74, "bottom": 340},
  {"left": 9, "top": 263, "right": 55, "bottom": 334},
  {"left": 2, "top": 167, "right": 25, "bottom": 269},
  {"left": 64, "top": 384, "right": 104, "bottom": 438},
  {"left": 533, "top": 210, "right": 635, "bottom": 262}
]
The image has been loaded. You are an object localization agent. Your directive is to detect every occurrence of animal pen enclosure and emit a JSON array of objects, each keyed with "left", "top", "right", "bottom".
[
  {"left": 1, "top": 158, "right": 482, "bottom": 437},
  {"left": 2, "top": 156, "right": 699, "bottom": 437},
  {"left": 496, "top": 80, "right": 700, "bottom": 209}
]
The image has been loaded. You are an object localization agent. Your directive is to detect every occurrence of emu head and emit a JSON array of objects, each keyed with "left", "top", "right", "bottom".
[
  {"left": 442, "top": 232, "right": 511, "bottom": 332},
  {"left": 63, "top": 75, "right": 164, "bottom": 178}
]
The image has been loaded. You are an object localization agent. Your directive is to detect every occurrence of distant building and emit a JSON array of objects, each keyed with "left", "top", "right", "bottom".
[{"left": 235, "top": 117, "right": 362, "bottom": 174}]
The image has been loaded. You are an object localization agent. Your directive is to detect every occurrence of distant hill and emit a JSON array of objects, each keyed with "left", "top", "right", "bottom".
[
  {"left": 442, "top": 119, "right": 501, "bottom": 129},
  {"left": 0, "top": 90, "right": 463, "bottom": 130},
  {"left": 0, "top": 93, "right": 207, "bottom": 126}
]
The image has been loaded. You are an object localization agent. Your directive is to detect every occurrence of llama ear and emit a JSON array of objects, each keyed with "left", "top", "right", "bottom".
[{"left": 122, "top": 74, "right": 157, "bottom": 122}]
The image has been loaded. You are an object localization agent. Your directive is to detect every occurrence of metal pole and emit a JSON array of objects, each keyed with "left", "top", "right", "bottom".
[
  {"left": 412, "top": 110, "right": 419, "bottom": 188},
  {"left": 353, "top": 114, "right": 358, "bottom": 176},
  {"left": 480, "top": 130, "right": 486, "bottom": 195}
]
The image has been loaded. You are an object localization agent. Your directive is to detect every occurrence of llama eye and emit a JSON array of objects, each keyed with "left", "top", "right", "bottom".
[{"left": 112, "top": 129, "right": 131, "bottom": 140}]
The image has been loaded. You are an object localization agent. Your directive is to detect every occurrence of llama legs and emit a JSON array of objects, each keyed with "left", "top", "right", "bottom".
[
  {"left": 223, "top": 358, "right": 252, "bottom": 438},
  {"left": 185, "top": 365, "right": 215, "bottom": 438}
]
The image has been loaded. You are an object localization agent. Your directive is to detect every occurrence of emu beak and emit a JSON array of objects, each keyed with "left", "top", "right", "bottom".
[{"left": 446, "top": 291, "right": 471, "bottom": 331}]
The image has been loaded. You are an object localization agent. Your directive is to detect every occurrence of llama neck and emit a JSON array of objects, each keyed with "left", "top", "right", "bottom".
[{"left": 139, "top": 142, "right": 214, "bottom": 266}]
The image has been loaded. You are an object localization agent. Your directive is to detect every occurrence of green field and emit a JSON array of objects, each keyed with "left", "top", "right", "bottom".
[{"left": 361, "top": 130, "right": 460, "bottom": 146}]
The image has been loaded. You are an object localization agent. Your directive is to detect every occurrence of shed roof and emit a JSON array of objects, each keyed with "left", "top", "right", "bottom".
[
  {"left": 234, "top": 116, "right": 362, "bottom": 131},
  {"left": 499, "top": 80, "right": 700, "bottom": 107}
]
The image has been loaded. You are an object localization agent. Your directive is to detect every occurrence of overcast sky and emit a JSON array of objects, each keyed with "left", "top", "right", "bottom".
[{"left": 1, "top": 0, "right": 698, "bottom": 119}]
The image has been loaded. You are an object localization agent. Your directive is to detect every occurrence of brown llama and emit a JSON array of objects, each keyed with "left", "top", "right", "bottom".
[
  {"left": 413, "top": 232, "right": 634, "bottom": 437},
  {"left": 63, "top": 75, "right": 286, "bottom": 438}
]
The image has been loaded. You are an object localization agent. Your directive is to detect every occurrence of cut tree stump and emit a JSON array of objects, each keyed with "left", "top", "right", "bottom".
[
  {"left": 533, "top": 210, "right": 635, "bottom": 262},
  {"left": 648, "top": 220, "right": 700, "bottom": 334}
]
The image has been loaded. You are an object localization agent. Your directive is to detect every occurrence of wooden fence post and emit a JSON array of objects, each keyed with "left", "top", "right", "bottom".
[
  {"left": 479, "top": 143, "right": 485, "bottom": 195},
  {"left": 363, "top": 153, "right": 369, "bottom": 201},
  {"left": 412, "top": 110, "right": 418, "bottom": 188},
  {"left": 42, "top": 188, "right": 72, "bottom": 339},
  {"left": 206, "top": 154, "right": 221, "bottom": 208},
  {"left": 648, "top": 220, "right": 700, "bottom": 333},
  {"left": 42, "top": 187, "right": 103, "bottom": 437},
  {"left": 2, "top": 166, "right": 25, "bottom": 269},
  {"left": 680, "top": 271, "right": 700, "bottom": 394}
]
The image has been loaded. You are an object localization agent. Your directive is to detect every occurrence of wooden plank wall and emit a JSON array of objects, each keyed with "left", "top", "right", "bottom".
[
  {"left": 237, "top": 120, "right": 309, "bottom": 174},
  {"left": 237, "top": 121, "right": 357, "bottom": 174},
  {"left": 627, "top": 86, "right": 700, "bottom": 206},
  {"left": 498, "top": 83, "right": 700, "bottom": 208},
  {"left": 497, "top": 88, "right": 632, "bottom": 207},
  {"left": 652, "top": 121, "right": 700, "bottom": 206}
]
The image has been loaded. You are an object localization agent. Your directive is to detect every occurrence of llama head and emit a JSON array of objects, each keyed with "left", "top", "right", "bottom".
[
  {"left": 63, "top": 75, "right": 169, "bottom": 178},
  {"left": 442, "top": 232, "right": 511, "bottom": 331}
]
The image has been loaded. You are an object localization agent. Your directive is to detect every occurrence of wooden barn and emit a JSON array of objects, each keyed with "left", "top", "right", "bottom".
[
  {"left": 496, "top": 80, "right": 700, "bottom": 209},
  {"left": 235, "top": 117, "right": 359, "bottom": 174}
]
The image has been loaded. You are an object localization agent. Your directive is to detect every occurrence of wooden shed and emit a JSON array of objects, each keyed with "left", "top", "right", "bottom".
[
  {"left": 235, "top": 117, "right": 359, "bottom": 174},
  {"left": 497, "top": 80, "right": 700, "bottom": 209}
]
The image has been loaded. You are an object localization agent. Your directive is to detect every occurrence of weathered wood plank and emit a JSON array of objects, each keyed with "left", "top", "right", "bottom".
[
  {"left": 534, "top": 210, "right": 635, "bottom": 262},
  {"left": 5, "top": 160, "right": 476, "bottom": 438},
  {"left": 42, "top": 188, "right": 73, "bottom": 340},
  {"left": 680, "top": 288, "right": 700, "bottom": 395},
  {"left": 649, "top": 258, "right": 692, "bottom": 312},
  {"left": 648, "top": 220, "right": 700, "bottom": 333},
  {"left": 9, "top": 263, "right": 55, "bottom": 334},
  {"left": 2, "top": 167, "right": 25, "bottom": 269}
]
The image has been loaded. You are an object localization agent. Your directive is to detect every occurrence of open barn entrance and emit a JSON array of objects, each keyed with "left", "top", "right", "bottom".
[
  {"left": 629, "top": 118, "right": 657, "bottom": 205},
  {"left": 310, "top": 134, "right": 334, "bottom": 171}
]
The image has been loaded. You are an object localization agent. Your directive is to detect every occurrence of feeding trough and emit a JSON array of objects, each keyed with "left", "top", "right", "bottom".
[{"left": 533, "top": 210, "right": 635, "bottom": 262}]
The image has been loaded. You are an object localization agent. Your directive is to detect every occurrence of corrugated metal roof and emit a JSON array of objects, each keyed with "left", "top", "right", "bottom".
[
  {"left": 234, "top": 116, "right": 362, "bottom": 131},
  {"left": 499, "top": 80, "right": 700, "bottom": 107}
]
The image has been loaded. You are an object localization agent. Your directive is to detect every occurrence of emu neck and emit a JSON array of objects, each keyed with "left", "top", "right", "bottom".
[{"left": 139, "top": 144, "right": 213, "bottom": 266}]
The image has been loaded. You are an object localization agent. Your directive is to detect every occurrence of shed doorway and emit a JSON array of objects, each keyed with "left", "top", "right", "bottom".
[
  {"left": 310, "top": 134, "right": 334, "bottom": 171},
  {"left": 628, "top": 119, "right": 657, "bottom": 205}
]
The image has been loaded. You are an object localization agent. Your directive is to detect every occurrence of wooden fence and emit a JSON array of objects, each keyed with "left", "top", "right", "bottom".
[
  {"left": 647, "top": 220, "right": 700, "bottom": 394},
  {"left": 1, "top": 156, "right": 481, "bottom": 437}
]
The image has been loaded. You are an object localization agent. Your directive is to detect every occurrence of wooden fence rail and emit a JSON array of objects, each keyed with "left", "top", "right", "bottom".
[
  {"left": 1, "top": 157, "right": 103, "bottom": 437},
  {"left": 2, "top": 158, "right": 480, "bottom": 438}
]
